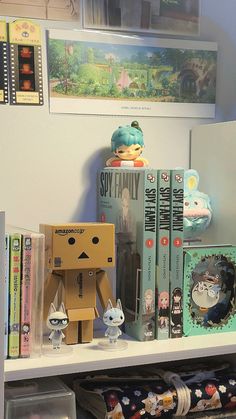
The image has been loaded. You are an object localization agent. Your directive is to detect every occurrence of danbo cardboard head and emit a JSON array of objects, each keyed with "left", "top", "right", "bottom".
[{"left": 40, "top": 223, "right": 115, "bottom": 270}]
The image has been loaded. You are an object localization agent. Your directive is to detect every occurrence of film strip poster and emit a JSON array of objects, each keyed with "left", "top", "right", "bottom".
[
  {"left": 0, "top": 20, "right": 8, "bottom": 104},
  {"left": 9, "top": 20, "right": 43, "bottom": 105}
]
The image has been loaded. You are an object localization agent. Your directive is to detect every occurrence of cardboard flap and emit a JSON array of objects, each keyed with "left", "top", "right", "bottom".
[{"left": 67, "top": 307, "right": 99, "bottom": 321}]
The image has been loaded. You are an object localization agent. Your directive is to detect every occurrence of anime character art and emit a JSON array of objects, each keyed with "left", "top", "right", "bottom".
[
  {"left": 171, "top": 287, "right": 183, "bottom": 336},
  {"left": 46, "top": 302, "right": 69, "bottom": 349},
  {"left": 190, "top": 254, "right": 235, "bottom": 327},
  {"left": 184, "top": 169, "right": 212, "bottom": 240},
  {"left": 190, "top": 382, "right": 222, "bottom": 412},
  {"left": 158, "top": 291, "right": 169, "bottom": 330},
  {"left": 141, "top": 389, "right": 176, "bottom": 417},
  {"left": 106, "top": 121, "right": 149, "bottom": 167},
  {"left": 144, "top": 289, "right": 154, "bottom": 314}
]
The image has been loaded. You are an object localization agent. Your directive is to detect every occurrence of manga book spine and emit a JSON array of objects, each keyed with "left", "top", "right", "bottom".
[
  {"left": 156, "top": 170, "right": 171, "bottom": 340},
  {"left": 20, "top": 234, "right": 33, "bottom": 358},
  {"left": 4, "top": 233, "right": 9, "bottom": 358},
  {"left": 137, "top": 169, "right": 157, "bottom": 341},
  {"left": 8, "top": 233, "right": 22, "bottom": 358},
  {"left": 170, "top": 169, "right": 184, "bottom": 339}
]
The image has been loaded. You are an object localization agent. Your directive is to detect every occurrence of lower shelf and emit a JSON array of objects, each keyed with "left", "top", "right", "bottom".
[{"left": 5, "top": 331, "right": 236, "bottom": 382}]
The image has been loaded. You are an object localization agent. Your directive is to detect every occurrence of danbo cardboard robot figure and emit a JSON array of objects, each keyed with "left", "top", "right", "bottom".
[{"left": 40, "top": 223, "right": 115, "bottom": 344}]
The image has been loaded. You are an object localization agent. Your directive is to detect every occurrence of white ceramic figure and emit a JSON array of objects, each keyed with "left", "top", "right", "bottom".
[
  {"left": 46, "top": 302, "right": 69, "bottom": 350},
  {"left": 103, "top": 299, "right": 124, "bottom": 344}
]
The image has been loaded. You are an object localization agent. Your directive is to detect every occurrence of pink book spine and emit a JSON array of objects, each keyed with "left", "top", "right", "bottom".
[{"left": 20, "top": 235, "right": 33, "bottom": 357}]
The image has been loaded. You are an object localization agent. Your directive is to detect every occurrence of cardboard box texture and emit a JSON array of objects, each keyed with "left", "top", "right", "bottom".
[{"left": 40, "top": 223, "right": 115, "bottom": 344}]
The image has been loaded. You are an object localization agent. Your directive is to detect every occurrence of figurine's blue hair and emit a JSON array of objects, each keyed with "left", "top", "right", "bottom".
[{"left": 111, "top": 125, "right": 144, "bottom": 152}]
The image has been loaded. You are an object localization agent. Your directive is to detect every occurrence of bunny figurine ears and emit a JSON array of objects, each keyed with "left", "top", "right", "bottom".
[{"left": 184, "top": 169, "right": 212, "bottom": 240}]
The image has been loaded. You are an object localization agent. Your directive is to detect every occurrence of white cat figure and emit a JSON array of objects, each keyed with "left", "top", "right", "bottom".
[
  {"left": 46, "top": 302, "right": 69, "bottom": 349},
  {"left": 103, "top": 299, "right": 124, "bottom": 344}
]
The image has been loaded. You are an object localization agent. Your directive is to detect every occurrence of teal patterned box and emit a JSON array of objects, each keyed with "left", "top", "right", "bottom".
[{"left": 183, "top": 245, "right": 236, "bottom": 336}]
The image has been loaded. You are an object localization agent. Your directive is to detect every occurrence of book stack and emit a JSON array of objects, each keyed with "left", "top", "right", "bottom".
[
  {"left": 98, "top": 168, "right": 184, "bottom": 341},
  {"left": 5, "top": 227, "right": 45, "bottom": 359}
]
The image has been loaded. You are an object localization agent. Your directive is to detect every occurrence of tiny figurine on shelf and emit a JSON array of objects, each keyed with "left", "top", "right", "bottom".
[
  {"left": 40, "top": 223, "right": 115, "bottom": 345},
  {"left": 106, "top": 120, "right": 149, "bottom": 167},
  {"left": 98, "top": 299, "right": 128, "bottom": 351},
  {"left": 46, "top": 302, "right": 69, "bottom": 350},
  {"left": 184, "top": 169, "right": 212, "bottom": 241}
]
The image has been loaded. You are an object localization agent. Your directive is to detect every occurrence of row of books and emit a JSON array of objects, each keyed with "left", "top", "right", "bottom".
[
  {"left": 98, "top": 168, "right": 184, "bottom": 341},
  {"left": 4, "top": 227, "right": 45, "bottom": 359}
]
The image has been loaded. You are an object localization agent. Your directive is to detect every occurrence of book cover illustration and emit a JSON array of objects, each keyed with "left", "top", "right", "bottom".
[
  {"left": 183, "top": 246, "right": 236, "bottom": 336},
  {"left": 4, "top": 233, "right": 9, "bottom": 358},
  {"left": 9, "top": 19, "right": 43, "bottom": 105},
  {"left": 20, "top": 234, "right": 33, "bottom": 358},
  {"left": 8, "top": 233, "right": 22, "bottom": 358},
  {"left": 0, "top": 20, "right": 8, "bottom": 104},
  {"left": 98, "top": 168, "right": 157, "bottom": 341},
  {"left": 156, "top": 169, "right": 171, "bottom": 340},
  {"left": 170, "top": 169, "right": 184, "bottom": 338}
]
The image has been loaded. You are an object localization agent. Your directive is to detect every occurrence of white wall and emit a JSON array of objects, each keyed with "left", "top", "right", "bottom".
[{"left": 0, "top": 1, "right": 235, "bottom": 230}]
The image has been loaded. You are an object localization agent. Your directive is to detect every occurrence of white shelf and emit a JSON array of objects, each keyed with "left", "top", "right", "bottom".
[{"left": 5, "top": 332, "right": 236, "bottom": 382}]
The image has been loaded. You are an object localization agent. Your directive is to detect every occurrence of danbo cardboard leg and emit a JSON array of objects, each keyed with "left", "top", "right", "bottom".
[
  {"left": 96, "top": 270, "right": 116, "bottom": 309},
  {"left": 79, "top": 320, "right": 93, "bottom": 343},
  {"left": 64, "top": 322, "right": 78, "bottom": 345},
  {"left": 66, "top": 307, "right": 98, "bottom": 344}
]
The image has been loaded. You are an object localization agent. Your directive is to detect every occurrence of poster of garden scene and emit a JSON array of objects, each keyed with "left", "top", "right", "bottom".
[{"left": 48, "top": 30, "right": 217, "bottom": 117}]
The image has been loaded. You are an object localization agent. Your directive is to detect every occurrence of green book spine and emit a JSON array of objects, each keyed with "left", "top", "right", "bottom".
[
  {"left": 8, "top": 233, "right": 22, "bottom": 358},
  {"left": 170, "top": 169, "right": 184, "bottom": 339},
  {"left": 156, "top": 169, "right": 171, "bottom": 340}
]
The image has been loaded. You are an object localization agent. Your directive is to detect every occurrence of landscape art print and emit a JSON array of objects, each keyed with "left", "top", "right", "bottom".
[
  {"left": 83, "top": 0, "right": 200, "bottom": 36},
  {"left": 48, "top": 30, "right": 217, "bottom": 117}
]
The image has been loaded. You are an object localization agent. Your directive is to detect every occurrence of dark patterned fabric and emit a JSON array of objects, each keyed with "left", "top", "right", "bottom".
[{"left": 77, "top": 372, "right": 236, "bottom": 418}]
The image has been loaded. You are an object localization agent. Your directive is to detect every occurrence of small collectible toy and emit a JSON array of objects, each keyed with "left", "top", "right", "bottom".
[
  {"left": 46, "top": 302, "right": 69, "bottom": 350},
  {"left": 104, "top": 299, "right": 124, "bottom": 343},
  {"left": 106, "top": 120, "right": 149, "bottom": 167},
  {"left": 183, "top": 246, "right": 236, "bottom": 336},
  {"left": 40, "top": 223, "right": 115, "bottom": 345},
  {"left": 184, "top": 169, "right": 212, "bottom": 240},
  {"left": 98, "top": 299, "right": 128, "bottom": 350}
]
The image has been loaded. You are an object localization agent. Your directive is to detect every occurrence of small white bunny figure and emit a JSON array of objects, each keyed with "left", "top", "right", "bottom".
[
  {"left": 46, "top": 302, "right": 69, "bottom": 349},
  {"left": 103, "top": 299, "right": 124, "bottom": 344}
]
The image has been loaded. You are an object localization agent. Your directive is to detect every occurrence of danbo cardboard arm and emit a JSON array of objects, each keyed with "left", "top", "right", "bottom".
[
  {"left": 43, "top": 272, "right": 62, "bottom": 320},
  {"left": 96, "top": 269, "right": 116, "bottom": 309}
]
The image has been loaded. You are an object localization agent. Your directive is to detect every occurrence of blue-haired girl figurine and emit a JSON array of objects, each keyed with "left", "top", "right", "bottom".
[{"left": 106, "top": 121, "right": 149, "bottom": 167}]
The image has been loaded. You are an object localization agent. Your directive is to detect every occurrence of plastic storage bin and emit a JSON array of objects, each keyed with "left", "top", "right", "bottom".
[{"left": 5, "top": 377, "right": 76, "bottom": 418}]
